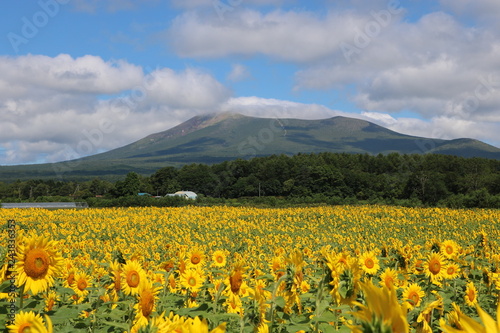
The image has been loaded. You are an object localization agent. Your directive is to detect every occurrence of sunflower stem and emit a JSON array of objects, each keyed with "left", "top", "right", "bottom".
[
  {"left": 313, "top": 277, "right": 325, "bottom": 333},
  {"left": 19, "top": 283, "right": 25, "bottom": 310},
  {"left": 269, "top": 273, "right": 287, "bottom": 333}
]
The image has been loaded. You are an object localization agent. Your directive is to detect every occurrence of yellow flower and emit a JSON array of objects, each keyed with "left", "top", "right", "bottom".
[
  {"left": 227, "top": 261, "right": 247, "bottom": 296},
  {"left": 441, "top": 240, "right": 460, "bottom": 258},
  {"left": 44, "top": 290, "right": 59, "bottom": 312},
  {"left": 212, "top": 250, "right": 227, "bottom": 268},
  {"left": 402, "top": 283, "right": 424, "bottom": 309},
  {"left": 424, "top": 253, "right": 445, "bottom": 285},
  {"left": 464, "top": 281, "right": 478, "bottom": 307},
  {"left": 133, "top": 279, "right": 161, "bottom": 327},
  {"left": 444, "top": 263, "right": 460, "bottom": 280},
  {"left": 121, "top": 260, "right": 145, "bottom": 296},
  {"left": 7, "top": 311, "right": 53, "bottom": 333},
  {"left": 379, "top": 267, "right": 399, "bottom": 289},
  {"left": 72, "top": 271, "right": 92, "bottom": 297},
  {"left": 441, "top": 302, "right": 500, "bottom": 333},
  {"left": 187, "top": 248, "right": 205, "bottom": 269},
  {"left": 417, "top": 293, "right": 444, "bottom": 333},
  {"left": 108, "top": 260, "right": 122, "bottom": 292},
  {"left": 181, "top": 268, "right": 204, "bottom": 292},
  {"left": 349, "top": 281, "right": 409, "bottom": 333},
  {"left": 359, "top": 251, "right": 380, "bottom": 275},
  {"left": 186, "top": 316, "right": 227, "bottom": 333},
  {"left": 15, "top": 235, "right": 63, "bottom": 295}
]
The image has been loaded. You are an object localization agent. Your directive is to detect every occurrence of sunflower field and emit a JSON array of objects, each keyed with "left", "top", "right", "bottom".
[{"left": 1, "top": 205, "right": 500, "bottom": 332}]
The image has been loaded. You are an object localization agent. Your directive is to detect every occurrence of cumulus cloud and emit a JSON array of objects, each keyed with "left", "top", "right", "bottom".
[
  {"left": 0, "top": 54, "right": 231, "bottom": 165},
  {"left": 168, "top": 9, "right": 372, "bottom": 62}
]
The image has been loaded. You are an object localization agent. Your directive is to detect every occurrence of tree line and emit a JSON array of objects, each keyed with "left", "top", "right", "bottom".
[{"left": 1, "top": 152, "right": 499, "bottom": 208}]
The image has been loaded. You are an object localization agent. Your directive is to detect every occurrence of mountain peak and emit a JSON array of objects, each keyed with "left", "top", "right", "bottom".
[{"left": 90, "top": 112, "right": 500, "bottom": 165}]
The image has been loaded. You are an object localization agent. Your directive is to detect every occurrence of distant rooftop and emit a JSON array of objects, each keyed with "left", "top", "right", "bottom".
[{"left": 1, "top": 202, "right": 89, "bottom": 209}]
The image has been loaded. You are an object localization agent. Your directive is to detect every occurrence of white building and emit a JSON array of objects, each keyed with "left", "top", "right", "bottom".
[{"left": 166, "top": 191, "right": 198, "bottom": 200}]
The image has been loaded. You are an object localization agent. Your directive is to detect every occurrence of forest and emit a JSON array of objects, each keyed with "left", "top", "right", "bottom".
[{"left": 1, "top": 152, "right": 499, "bottom": 208}]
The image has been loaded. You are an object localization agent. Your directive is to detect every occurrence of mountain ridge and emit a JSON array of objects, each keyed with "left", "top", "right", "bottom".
[{"left": 1, "top": 112, "right": 499, "bottom": 181}]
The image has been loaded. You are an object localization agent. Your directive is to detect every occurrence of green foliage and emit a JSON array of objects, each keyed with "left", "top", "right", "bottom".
[{"left": 1, "top": 152, "right": 499, "bottom": 208}]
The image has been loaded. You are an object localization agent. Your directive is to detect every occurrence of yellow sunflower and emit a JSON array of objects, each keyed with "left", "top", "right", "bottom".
[
  {"left": 167, "top": 273, "right": 179, "bottom": 293},
  {"left": 379, "top": 267, "right": 399, "bottom": 289},
  {"left": 424, "top": 253, "right": 445, "bottom": 285},
  {"left": 108, "top": 260, "right": 122, "bottom": 292},
  {"left": 185, "top": 316, "right": 227, "bottom": 333},
  {"left": 133, "top": 279, "right": 161, "bottom": 328},
  {"left": 121, "top": 260, "right": 146, "bottom": 296},
  {"left": 71, "top": 271, "right": 92, "bottom": 303},
  {"left": 212, "top": 250, "right": 227, "bottom": 268},
  {"left": 464, "top": 281, "right": 478, "bottom": 307},
  {"left": 15, "top": 234, "right": 63, "bottom": 295},
  {"left": 441, "top": 240, "right": 460, "bottom": 259},
  {"left": 359, "top": 251, "right": 380, "bottom": 275},
  {"left": 180, "top": 268, "right": 204, "bottom": 293},
  {"left": 349, "top": 281, "right": 409, "bottom": 333},
  {"left": 441, "top": 302, "right": 500, "bottom": 333},
  {"left": 402, "top": 283, "right": 425, "bottom": 309},
  {"left": 444, "top": 263, "right": 461, "bottom": 280},
  {"left": 44, "top": 290, "right": 59, "bottom": 312},
  {"left": 187, "top": 249, "right": 205, "bottom": 269},
  {"left": 269, "top": 256, "right": 285, "bottom": 280},
  {"left": 7, "top": 310, "right": 52, "bottom": 333},
  {"left": 63, "top": 269, "right": 76, "bottom": 289},
  {"left": 226, "top": 261, "right": 247, "bottom": 296},
  {"left": 225, "top": 293, "right": 244, "bottom": 315}
]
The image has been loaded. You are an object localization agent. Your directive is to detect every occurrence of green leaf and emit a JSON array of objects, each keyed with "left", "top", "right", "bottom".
[
  {"left": 101, "top": 320, "right": 130, "bottom": 330},
  {"left": 273, "top": 296, "right": 286, "bottom": 308}
]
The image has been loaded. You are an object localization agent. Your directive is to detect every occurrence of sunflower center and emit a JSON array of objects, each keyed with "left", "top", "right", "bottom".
[
  {"left": 19, "top": 323, "right": 32, "bottom": 333},
  {"left": 169, "top": 278, "right": 176, "bottom": 289},
  {"left": 191, "top": 255, "right": 201, "bottom": 265},
  {"left": 447, "top": 267, "right": 455, "bottom": 275},
  {"left": 446, "top": 246, "right": 453, "bottom": 254},
  {"left": 364, "top": 258, "right": 375, "bottom": 269},
  {"left": 47, "top": 298, "right": 55, "bottom": 311},
  {"left": 429, "top": 260, "right": 441, "bottom": 275},
  {"left": 126, "top": 271, "right": 140, "bottom": 288},
  {"left": 409, "top": 291, "right": 419, "bottom": 305},
  {"left": 77, "top": 278, "right": 87, "bottom": 291},
  {"left": 216, "top": 255, "right": 224, "bottom": 263},
  {"left": 467, "top": 290, "right": 475, "bottom": 302},
  {"left": 384, "top": 276, "right": 394, "bottom": 287},
  {"left": 114, "top": 272, "right": 121, "bottom": 291},
  {"left": 188, "top": 277, "right": 197, "bottom": 287},
  {"left": 24, "top": 248, "right": 50, "bottom": 279},
  {"left": 67, "top": 272, "right": 75, "bottom": 286},
  {"left": 230, "top": 271, "right": 243, "bottom": 293},
  {"left": 140, "top": 290, "right": 154, "bottom": 317}
]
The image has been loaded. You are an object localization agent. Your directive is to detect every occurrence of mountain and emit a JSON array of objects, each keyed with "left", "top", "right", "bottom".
[{"left": 1, "top": 112, "right": 500, "bottom": 181}]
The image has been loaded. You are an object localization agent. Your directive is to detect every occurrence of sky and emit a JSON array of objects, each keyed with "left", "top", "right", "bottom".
[{"left": 0, "top": 0, "right": 499, "bottom": 165}]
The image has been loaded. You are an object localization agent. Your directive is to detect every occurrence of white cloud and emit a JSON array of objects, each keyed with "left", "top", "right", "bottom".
[
  {"left": 168, "top": 9, "right": 372, "bottom": 62},
  {"left": 227, "top": 64, "right": 251, "bottom": 82},
  {"left": 221, "top": 96, "right": 340, "bottom": 119},
  {"left": 0, "top": 54, "right": 144, "bottom": 96},
  {"left": 0, "top": 54, "right": 231, "bottom": 165},
  {"left": 440, "top": 0, "right": 500, "bottom": 26}
]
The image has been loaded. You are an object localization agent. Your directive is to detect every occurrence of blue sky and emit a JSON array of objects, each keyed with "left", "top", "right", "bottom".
[{"left": 1, "top": 0, "right": 500, "bottom": 165}]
